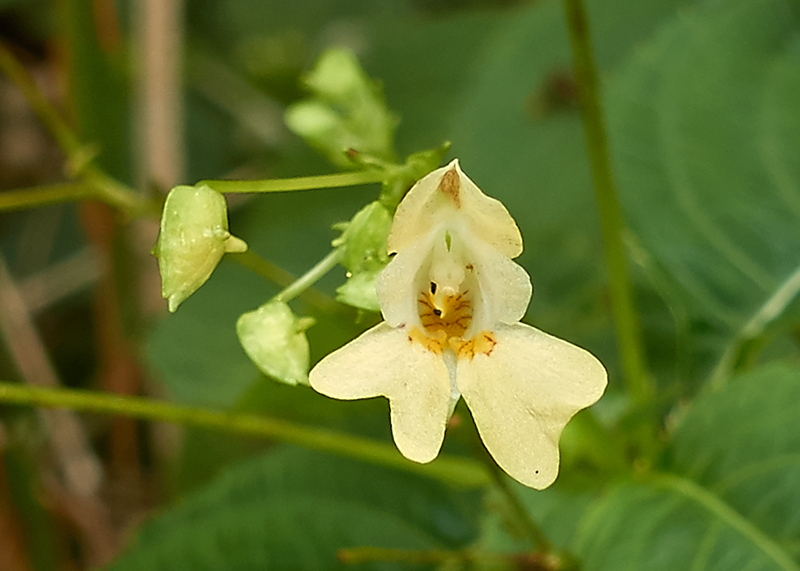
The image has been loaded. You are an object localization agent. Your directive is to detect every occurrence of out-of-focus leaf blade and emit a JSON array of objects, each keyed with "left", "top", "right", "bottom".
[
  {"left": 577, "top": 476, "right": 799, "bottom": 571},
  {"left": 670, "top": 363, "right": 800, "bottom": 548},
  {"left": 575, "top": 363, "right": 800, "bottom": 570},
  {"left": 108, "top": 447, "right": 479, "bottom": 571},
  {"left": 606, "top": 0, "right": 800, "bottom": 336}
]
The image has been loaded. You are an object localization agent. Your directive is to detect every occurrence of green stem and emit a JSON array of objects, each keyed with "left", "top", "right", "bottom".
[
  {"left": 0, "top": 42, "right": 155, "bottom": 218},
  {"left": 81, "top": 167, "right": 157, "bottom": 217},
  {"left": 272, "top": 249, "right": 343, "bottom": 304},
  {"left": 229, "top": 250, "right": 342, "bottom": 313},
  {"left": 0, "top": 182, "right": 94, "bottom": 211},
  {"left": 481, "top": 449, "right": 554, "bottom": 554},
  {"left": 200, "top": 170, "right": 385, "bottom": 194},
  {"left": 464, "top": 415, "right": 556, "bottom": 555},
  {"left": 562, "top": 0, "right": 652, "bottom": 404},
  {"left": 0, "top": 381, "right": 488, "bottom": 488},
  {"left": 0, "top": 42, "right": 82, "bottom": 157}
]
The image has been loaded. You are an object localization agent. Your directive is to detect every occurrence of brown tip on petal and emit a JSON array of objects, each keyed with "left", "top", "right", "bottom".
[{"left": 438, "top": 168, "right": 461, "bottom": 208}]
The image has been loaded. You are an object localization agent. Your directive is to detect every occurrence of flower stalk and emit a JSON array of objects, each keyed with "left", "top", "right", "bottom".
[
  {"left": 272, "top": 249, "right": 343, "bottom": 304},
  {"left": 199, "top": 170, "right": 385, "bottom": 195}
]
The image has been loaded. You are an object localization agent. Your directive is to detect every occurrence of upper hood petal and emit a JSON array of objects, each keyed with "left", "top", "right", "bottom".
[{"left": 387, "top": 159, "right": 523, "bottom": 258}]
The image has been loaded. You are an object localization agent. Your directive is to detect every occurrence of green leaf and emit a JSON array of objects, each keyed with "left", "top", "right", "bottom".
[
  {"left": 577, "top": 476, "right": 800, "bottom": 571},
  {"left": 575, "top": 363, "right": 800, "bottom": 570},
  {"left": 606, "top": 0, "right": 800, "bottom": 337},
  {"left": 108, "top": 447, "right": 479, "bottom": 571},
  {"left": 670, "top": 363, "right": 800, "bottom": 549}
]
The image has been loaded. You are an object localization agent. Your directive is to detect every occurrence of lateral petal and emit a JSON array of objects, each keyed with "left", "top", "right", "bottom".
[
  {"left": 464, "top": 233, "right": 532, "bottom": 327},
  {"left": 376, "top": 233, "right": 434, "bottom": 328},
  {"left": 309, "top": 323, "right": 452, "bottom": 463},
  {"left": 457, "top": 323, "right": 607, "bottom": 489}
]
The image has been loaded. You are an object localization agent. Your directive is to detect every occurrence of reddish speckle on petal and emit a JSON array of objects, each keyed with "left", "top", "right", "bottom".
[{"left": 438, "top": 168, "right": 461, "bottom": 208}]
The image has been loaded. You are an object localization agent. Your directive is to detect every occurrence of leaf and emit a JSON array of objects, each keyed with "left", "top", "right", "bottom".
[
  {"left": 577, "top": 477, "right": 799, "bottom": 571},
  {"left": 575, "top": 363, "right": 800, "bottom": 570},
  {"left": 670, "top": 363, "right": 800, "bottom": 549},
  {"left": 606, "top": 0, "right": 800, "bottom": 337},
  {"left": 107, "top": 447, "right": 479, "bottom": 571}
]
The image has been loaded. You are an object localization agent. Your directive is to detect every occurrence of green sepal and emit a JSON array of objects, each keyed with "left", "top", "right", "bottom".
[
  {"left": 380, "top": 142, "right": 452, "bottom": 209},
  {"left": 236, "top": 301, "right": 314, "bottom": 386},
  {"left": 153, "top": 185, "right": 247, "bottom": 313}
]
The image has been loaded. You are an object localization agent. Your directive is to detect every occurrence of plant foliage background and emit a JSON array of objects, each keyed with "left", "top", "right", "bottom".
[{"left": 0, "top": 0, "right": 799, "bottom": 569}]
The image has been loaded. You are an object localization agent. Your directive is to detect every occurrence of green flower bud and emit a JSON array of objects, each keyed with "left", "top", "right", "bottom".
[
  {"left": 334, "top": 201, "right": 392, "bottom": 274},
  {"left": 285, "top": 48, "right": 398, "bottom": 168},
  {"left": 153, "top": 185, "right": 247, "bottom": 312},
  {"left": 335, "top": 269, "right": 381, "bottom": 313},
  {"left": 236, "top": 301, "right": 314, "bottom": 386},
  {"left": 331, "top": 201, "right": 392, "bottom": 313}
]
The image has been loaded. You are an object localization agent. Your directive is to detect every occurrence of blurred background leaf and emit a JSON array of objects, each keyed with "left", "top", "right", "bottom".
[
  {"left": 576, "top": 363, "right": 800, "bottom": 570},
  {"left": 606, "top": 0, "right": 800, "bottom": 384},
  {"left": 108, "top": 447, "right": 480, "bottom": 571}
]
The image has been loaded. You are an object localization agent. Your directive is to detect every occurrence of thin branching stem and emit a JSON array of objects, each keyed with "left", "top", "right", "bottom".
[
  {"left": 0, "top": 381, "right": 489, "bottom": 488},
  {"left": 272, "top": 249, "right": 343, "bottom": 304},
  {"left": 0, "top": 182, "right": 94, "bottom": 211},
  {"left": 229, "top": 250, "right": 342, "bottom": 313},
  {"left": 562, "top": 0, "right": 653, "bottom": 404},
  {"left": 0, "top": 41, "right": 82, "bottom": 156},
  {"left": 0, "top": 42, "right": 155, "bottom": 217},
  {"left": 200, "top": 170, "right": 384, "bottom": 194}
]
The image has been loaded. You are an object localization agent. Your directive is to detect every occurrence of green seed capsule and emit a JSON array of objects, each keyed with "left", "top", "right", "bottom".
[{"left": 153, "top": 185, "right": 247, "bottom": 312}]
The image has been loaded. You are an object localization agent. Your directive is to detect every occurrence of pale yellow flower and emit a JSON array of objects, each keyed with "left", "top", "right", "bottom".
[{"left": 310, "top": 160, "right": 607, "bottom": 488}]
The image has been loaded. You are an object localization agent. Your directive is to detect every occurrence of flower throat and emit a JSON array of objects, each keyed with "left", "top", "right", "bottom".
[{"left": 408, "top": 235, "right": 495, "bottom": 359}]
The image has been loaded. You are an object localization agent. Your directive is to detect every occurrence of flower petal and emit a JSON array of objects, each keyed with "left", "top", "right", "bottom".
[
  {"left": 464, "top": 233, "right": 532, "bottom": 327},
  {"left": 309, "top": 323, "right": 452, "bottom": 463},
  {"left": 376, "top": 234, "right": 434, "bottom": 328},
  {"left": 388, "top": 160, "right": 523, "bottom": 258},
  {"left": 457, "top": 323, "right": 607, "bottom": 489}
]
